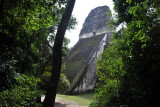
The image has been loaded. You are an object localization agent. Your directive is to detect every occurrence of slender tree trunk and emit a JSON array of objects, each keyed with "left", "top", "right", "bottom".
[{"left": 42, "top": 0, "right": 76, "bottom": 107}]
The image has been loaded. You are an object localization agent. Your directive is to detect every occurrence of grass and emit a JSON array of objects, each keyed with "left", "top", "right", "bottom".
[{"left": 56, "top": 93, "right": 94, "bottom": 106}]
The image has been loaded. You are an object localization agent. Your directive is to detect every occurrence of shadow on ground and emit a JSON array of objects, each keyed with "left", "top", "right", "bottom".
[
  {"left": 54, "top": 101, "right": 80, "bottom": 107},
  {"left": 55, "top": 102, "right": 65, "bottom": 107}
]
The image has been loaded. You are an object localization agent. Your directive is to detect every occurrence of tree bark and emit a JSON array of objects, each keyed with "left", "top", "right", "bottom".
[{"left": 42, "top": 0, "right": 76, "bottom": 107}]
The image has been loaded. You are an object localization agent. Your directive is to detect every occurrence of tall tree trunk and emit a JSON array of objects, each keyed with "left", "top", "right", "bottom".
[{"left": 42, "top": 0, "right": 76, "bottom": 107}]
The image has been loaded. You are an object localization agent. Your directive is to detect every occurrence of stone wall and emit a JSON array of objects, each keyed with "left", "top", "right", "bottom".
[
  {"left": 64, "top": 6, "right": 112, "bottom": 94},
  {"left": 67, "top": 33, "right": 112, "bottom": 94},
  {"left": 79, "top": 6, "right": 111, "bottom": 39}
]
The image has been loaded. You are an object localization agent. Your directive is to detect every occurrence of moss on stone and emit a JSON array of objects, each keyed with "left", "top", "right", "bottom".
[{"left": 64, "top": 34, "right": 104, "bottom": 82}]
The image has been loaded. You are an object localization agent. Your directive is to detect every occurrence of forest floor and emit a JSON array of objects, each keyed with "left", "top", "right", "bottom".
[
  {"left": 41, "top": 93, "right": 94, "bottom": 107},
  {"left": 54, "top": 97, "right": 87, "bottom": 107}
]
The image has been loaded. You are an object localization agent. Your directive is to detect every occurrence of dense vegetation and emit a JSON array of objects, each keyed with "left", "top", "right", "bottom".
[
  {"left": 1, "top": 0, "right": 160, "bottom": 106},
  {"left": 0, "top": 0, "right": 76, "bottom": 106},
  {"left": 91, "top": 0, "right": 160, "bottom": 106}
]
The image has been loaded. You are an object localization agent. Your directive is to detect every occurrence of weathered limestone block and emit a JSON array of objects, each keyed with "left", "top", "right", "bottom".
[
  {"left": 79, "top": 6, "right": 111, "bottom": 39},
  {"left": 69, "top": 33, "right": 112, "bottom": 94},
  {"left": 64, "top": 6, "right": 112, "bottom": 94}
]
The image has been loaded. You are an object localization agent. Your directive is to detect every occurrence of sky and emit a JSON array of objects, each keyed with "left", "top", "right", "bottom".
[{"left": 66, "top": 0, "right": 114, "bottom": 48}]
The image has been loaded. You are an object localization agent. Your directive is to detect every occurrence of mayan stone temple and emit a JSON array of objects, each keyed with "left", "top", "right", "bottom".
[{"left": 64, "top": 5, "right": 113, "bottom": 94}]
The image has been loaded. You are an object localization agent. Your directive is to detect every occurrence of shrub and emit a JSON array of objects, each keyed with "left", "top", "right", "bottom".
[
  {"left": 41, "top": 72, "right": 70, "bottom": 92},
  {"left": 57, "top": 73, "right": 70, "bottom": 91},
  {"left": 90, "top": 45, "right": 124, "bottom": 107},
  {"left": 90, "top": 81, "right": 119, "bottom": 107},
  {"left": 0, "top": 60, "right": 17, "bottom": 91},
  {"left": 0, "top": 74, "right": 43, "bottom": 106}
]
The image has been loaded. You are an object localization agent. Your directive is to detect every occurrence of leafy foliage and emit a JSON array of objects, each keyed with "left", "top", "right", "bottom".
[
  {"left": 58, "top": 73, "right": 70, "bottom": 91},
  {"left": 41, "top": 65, "right": 70, "bottom": 92},
  {"left": 0, "top": 74, "right": 43, "bottom": 106},
  {"left": 0, "top": 60, "right": 17, "bottom": 91},
  {"left": 0, "top": 0, "right": 76, "bottom": 105},
  {"left": 0, "top": 0, "right": 76, "bottom": 89},
  {"left": 90, "top": 44, "right": 124, "bottom": 107},
  {"left": 115, "top": 0, "right": 160, "bottom": 106},
  {"left": 92, "top": 0, "right": 160, "bottom": 106}
]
